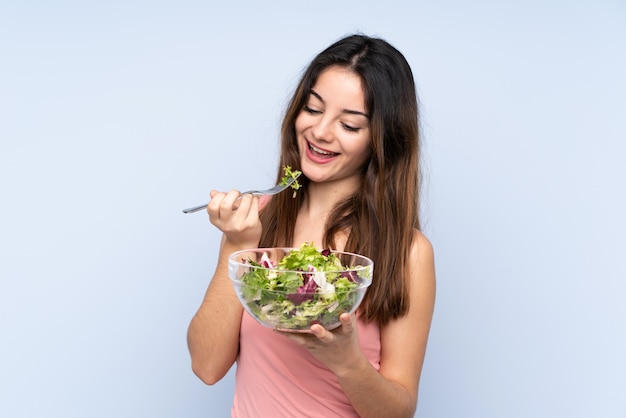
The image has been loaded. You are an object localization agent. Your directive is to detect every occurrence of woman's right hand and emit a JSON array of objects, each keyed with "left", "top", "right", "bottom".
[
  {"left": 189, "top": 190, "right": 269, "bottom": 385},
  {"left": 207, "top": 190, "right": 266, "bottom": 248}
]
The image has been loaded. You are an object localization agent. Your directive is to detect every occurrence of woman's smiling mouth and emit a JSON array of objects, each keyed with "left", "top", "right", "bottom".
[{"left": 307, "top": 141, "right": 338, "bottom": 160}]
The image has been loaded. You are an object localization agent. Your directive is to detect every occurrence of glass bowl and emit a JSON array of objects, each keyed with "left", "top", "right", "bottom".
[{"left": 228, "top": 247, "right": 373, "bottom": 332}]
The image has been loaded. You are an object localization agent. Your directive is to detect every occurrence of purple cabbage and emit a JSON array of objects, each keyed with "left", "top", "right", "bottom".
[{"left": 286, "top": 267, "right": 318, "bottom": 305}]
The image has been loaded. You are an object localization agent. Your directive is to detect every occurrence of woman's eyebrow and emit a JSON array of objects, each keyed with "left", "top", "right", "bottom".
[{"left": 310, "top": 89, "right": 369, "bottom": 118}]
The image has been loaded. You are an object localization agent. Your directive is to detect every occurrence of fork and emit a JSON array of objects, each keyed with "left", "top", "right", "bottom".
[{"left": 182, "top": 173, "right": 301, "bottom": 214}]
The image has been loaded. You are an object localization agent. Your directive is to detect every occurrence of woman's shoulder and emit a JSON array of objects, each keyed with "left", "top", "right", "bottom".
[
  {"left": 410, "top": 229, "right": 434, "bottom": 264},
  {"left": 407, "top": 229, "right": 436, "bottom": 289}
]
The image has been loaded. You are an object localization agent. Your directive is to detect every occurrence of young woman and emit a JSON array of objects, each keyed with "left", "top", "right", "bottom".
[{"left": 187, "top": 34, "right": 436, "bottom": 417}]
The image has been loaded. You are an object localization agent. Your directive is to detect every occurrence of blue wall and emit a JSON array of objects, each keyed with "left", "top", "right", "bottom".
[{"left": 1, "top": 1, "right": 624, "bottom": 417}]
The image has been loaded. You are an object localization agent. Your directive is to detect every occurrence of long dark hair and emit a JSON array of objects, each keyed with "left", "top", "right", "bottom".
[{"left": 259, "top": 34, "right": 421, "bottom": 325}]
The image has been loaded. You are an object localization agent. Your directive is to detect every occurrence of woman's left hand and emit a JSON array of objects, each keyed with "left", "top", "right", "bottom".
[{"left": 276, "top": 313, "right": 364, "bottom": 375}]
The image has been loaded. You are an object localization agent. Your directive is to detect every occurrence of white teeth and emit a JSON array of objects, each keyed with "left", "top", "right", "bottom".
[{"left": 309, "top": 143, "right": 335, "bottom": 155}]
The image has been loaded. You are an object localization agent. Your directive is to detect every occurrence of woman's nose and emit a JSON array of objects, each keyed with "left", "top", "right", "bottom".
[{"left": 311, "top": 115, "right": 334, "bottom": 142}]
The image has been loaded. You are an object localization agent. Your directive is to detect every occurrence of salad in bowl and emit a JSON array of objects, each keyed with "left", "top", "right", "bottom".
[{"left": 228, "top": 243, "right": 373, "bottom": 332}]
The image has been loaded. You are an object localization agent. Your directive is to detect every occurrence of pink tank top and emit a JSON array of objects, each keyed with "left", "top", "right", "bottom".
[{"left": 231, "top": 311, "right": 381, "bottom": 417}]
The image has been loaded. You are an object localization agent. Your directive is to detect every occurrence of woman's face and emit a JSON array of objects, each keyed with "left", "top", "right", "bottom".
[{"left": 295, "top": 66, "right": 371, "bottom": 186}]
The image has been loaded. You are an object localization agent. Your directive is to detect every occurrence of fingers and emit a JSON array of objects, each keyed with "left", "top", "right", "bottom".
[
  {"left": 310, "top": 314, "right": 354, "bottom": 339},
  {"left": 206, "top": 190, "right": 262, "bottom": 241},
  {"left": 339, "top": 313, "right": 355, "bottom": 334},
  {"left": 207, "top": 190, "right": 253, "bottom": 218},
  {"left": 309, "top": 324, "right": 330, "bottom": 341},
  {"left": 283, "top": 314, "right": 356, "bottom": 345},
  {"left": 207, "top": 190, "right": 231, "bottom": 220},
  {"left": 207, "top": 190, "right": 269, "bottom": 217}
]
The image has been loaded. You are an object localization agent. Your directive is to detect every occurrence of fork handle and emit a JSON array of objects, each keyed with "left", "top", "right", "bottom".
[
  {"left": 182, "top": 192, "right": 261, "bottom": 214},
  {"left": 182, "top": 204, "right": 208, "bottom": 214}
]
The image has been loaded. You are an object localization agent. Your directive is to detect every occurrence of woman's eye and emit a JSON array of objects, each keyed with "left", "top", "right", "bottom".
[
  {"left": 341, "top": 123, "right": 360, "bottom": 133},
  {"left": 304, "top": 105, "right": 322, "bottom": 114}
]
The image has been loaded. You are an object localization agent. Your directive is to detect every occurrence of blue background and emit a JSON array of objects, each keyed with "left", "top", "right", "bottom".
[{"left": 1, "top": 1, "right": 624, "bottom": 417}]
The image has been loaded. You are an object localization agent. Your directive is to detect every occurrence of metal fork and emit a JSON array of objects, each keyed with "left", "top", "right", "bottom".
[{"left": 182, "top": 173, "right": 301, "bottom": 214}]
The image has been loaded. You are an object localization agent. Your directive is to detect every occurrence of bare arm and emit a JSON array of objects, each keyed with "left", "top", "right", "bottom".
[
  {"left": 280, "top": 231, "right": 436, "bottom": 417},
  {"left": 187, "top": 191, "right": 264, "bottom": 385},
  {"left": 187, "top": 237, "right": 244, "bottom": 384},
  {"left": 337, "top": 232, "right": 436, "bottom": 417}
]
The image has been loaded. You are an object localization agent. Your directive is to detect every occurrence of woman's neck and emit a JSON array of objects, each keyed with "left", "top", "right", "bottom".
[
  {"left": 293, "top": 177, "right": 360, "bottom": 249},
  {"left": 303, "top": 176, "right": 360, "bottom": 214}
]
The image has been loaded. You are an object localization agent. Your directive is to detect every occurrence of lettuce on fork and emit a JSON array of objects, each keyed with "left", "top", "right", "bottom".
[{"left": 280, "top": 165, "right": 302, "bottom": 198}]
